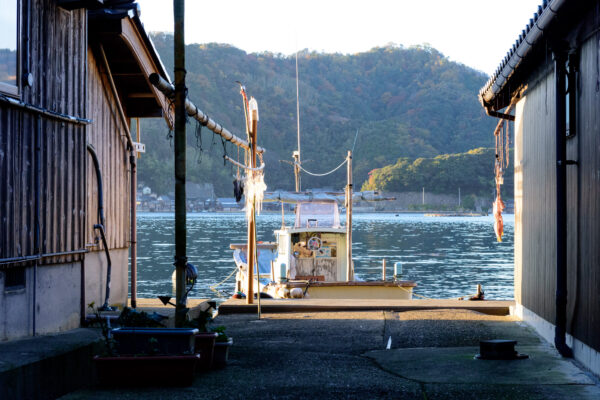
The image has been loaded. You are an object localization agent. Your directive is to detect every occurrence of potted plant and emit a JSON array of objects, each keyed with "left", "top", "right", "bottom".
[
  {"left": 185, "top": 309, "right": 218, "bottom": 371},
  {"left": 88, "top": 304, "right": 200, "bottom": 386},
  {"left": 211, "top": 325, "right": 233, "bottom": 369}
]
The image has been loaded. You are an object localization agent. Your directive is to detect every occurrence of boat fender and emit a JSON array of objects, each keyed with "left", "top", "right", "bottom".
[{"left": 290, "top": 288, "right": 304, "bottom": 298}]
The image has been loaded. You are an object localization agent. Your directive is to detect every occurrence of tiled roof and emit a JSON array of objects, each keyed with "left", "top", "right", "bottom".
[{"left": 478, "top": 0, "right": 567, "bottom": 108}]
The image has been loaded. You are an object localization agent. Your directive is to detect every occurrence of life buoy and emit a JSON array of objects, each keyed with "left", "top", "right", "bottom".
[{"left": 307, "top": 236, "right": 321, "bottom": 251}]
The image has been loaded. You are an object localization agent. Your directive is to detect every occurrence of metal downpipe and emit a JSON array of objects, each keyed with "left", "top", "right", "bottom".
[
  {"left": 86, "top": 144, "right": 113, "bottom": 311},
  {"left": 554, "top": 51, "right": 573, "bottom": 358}
]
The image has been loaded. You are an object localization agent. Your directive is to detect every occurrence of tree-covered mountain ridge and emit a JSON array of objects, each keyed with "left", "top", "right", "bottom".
[
  {"left": 139, "top": 34, "right": 496, "bottom": 196},
  {"left": 362, "top": 148, "right": 514, "bottom": 199}
]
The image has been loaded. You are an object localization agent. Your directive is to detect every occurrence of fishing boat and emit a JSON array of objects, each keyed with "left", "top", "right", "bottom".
[
  {"left": 228, "top": 52, "right": 416, "bottom": 301},
  {"left": 230, "top": 190, "right": 417, "bottom": 300}
]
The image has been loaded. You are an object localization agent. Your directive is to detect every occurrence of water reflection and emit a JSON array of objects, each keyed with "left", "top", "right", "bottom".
[{"left": 135, "top": 212, "right": 514, "bottom": 302}]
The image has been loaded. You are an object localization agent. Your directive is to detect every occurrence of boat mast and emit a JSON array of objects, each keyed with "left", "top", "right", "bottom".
[
  {"left": 346, "top": 150, "right": 353, "bottom": 281},
  {"left": 294, "top": 50, "right": 301, "bottom": 192}
]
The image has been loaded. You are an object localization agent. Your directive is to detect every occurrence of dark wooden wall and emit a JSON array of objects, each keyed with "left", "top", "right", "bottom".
[
  {"left": 515, "top": 33, "right": 600, "bottom": 353},
  {"left": 566, "top": 34, "right": 600, "bottom": 352},
  {"left": 86, "top": 47, "right": 130, "bottom": 250},
  {"left": 0, "top": 1, "right": 87, "bottom": 266}
]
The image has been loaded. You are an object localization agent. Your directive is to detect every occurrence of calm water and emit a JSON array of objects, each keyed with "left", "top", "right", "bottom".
[{"left": 135, "top": 212, "right": 514, "bottom": 302}]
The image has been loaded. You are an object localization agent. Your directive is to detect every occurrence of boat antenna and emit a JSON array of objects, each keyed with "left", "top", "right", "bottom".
[{"left": 294, "top": 48, "right": 301, "bottom": 192}]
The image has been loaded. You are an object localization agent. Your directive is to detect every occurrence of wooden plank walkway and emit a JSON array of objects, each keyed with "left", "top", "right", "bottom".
[{"left": 218, "top": 299, "right": 514, "bottom": 316}]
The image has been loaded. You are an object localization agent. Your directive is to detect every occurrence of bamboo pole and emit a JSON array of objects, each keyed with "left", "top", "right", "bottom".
[
  {"left": 149, "top": 73, "right": 265, "bottom": 154},
  {"left": 346, "top": 150, "right": 353, "bottom": 281},
  {"left": 245, "top": 99, "right": 258, "bottom": 305},
  {"left": 173, "top": 0, "right": 187, "bottom": 327}
]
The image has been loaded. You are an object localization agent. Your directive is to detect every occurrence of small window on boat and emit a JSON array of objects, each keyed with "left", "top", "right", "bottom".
[
  {"left": 295, "top": 201, "right": 340, "bottom": 228},
  {"left": 0, "top": 0, "right": 20, "bottom": 97}
]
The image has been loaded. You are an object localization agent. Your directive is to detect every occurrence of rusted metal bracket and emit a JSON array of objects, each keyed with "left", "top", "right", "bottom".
[{"left": 486, "top": 109, "right": 515, "bottom": 121}]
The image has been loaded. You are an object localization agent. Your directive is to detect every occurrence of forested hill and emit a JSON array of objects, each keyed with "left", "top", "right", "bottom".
[
  {"left": 138, "top": 33, "right": 496, "bottom": 195},
  {"left": 362, "top": 148, "right": 514, "bottom": 198}
]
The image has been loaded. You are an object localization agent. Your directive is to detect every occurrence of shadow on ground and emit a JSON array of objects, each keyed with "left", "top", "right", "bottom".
[{"left": 62, "top": 309, "right": 600, "bottom": 400}]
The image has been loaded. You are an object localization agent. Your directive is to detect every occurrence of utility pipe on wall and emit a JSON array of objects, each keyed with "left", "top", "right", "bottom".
[
  {"left": 87, "top": 144, "right": 113, "bottom": 311},
  {"left": 553, "top": 51, "right": 573, "bottom": 358}
]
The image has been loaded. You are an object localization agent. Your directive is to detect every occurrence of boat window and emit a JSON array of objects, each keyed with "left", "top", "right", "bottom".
[{"left": 295, "top": 201, "right": 340, "bottom": 228}]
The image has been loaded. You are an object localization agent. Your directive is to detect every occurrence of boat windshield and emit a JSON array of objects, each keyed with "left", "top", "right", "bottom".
[{"left": 294, "top": 201, "right": 340, "bottom": 228}]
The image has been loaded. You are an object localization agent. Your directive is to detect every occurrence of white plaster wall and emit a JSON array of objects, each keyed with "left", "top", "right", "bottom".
[
  {"left": 0, "top": 268, "right": 31, "bottom": 340},
  {"left": 35, "top": 263, "right": 81, "bottom": 335},
  {"left": 512, "top": 303, "right": 600, "bottom": 378},
  {"left": 1, "top": 263, "right": 82, "bottom": 340},
  {"left": 84, "top": 248, "right": 128, "bottom": 310}
]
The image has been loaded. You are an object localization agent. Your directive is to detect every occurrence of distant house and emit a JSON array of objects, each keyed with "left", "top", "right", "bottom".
[
  {"left": 479, "top": 1, "right": 600, "bottom": 376},
  {"left": 217, "top": 197, "right": 242, "bottom": 212},
  {"left": 187, "top": 183, "right": 216, "bottom": 201},
  {"left": 0, "top": 1, "right": 170, "bottom": 339}
]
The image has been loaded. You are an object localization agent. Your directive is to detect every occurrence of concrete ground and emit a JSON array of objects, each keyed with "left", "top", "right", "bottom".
[{"left": 62, "top": 309, "right": 600, "bottom": 400}]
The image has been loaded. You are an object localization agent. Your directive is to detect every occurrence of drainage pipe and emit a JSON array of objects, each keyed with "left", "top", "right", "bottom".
[
  {"left": 554, "top": 51, "right": 573, "bottom": 358},
  {"left": 99, "top": 44, "right": 139, "bottom": 309},
  {"left": 32, "top": 115, "right": 41, "bottom": 335},
  {"left": 86, "top": 144, "right": 113, "bottom": 311},
  {"left": 130, "top": 149, "right": 137, "bottom": 308}
]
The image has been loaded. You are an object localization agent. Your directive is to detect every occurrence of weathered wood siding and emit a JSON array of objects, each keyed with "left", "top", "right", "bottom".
[
  {"left": 515, "top": 34, "right": 600, "bottom": 352},
  {"left": 514, "top": 66, "right": 557, "bottom": 324},
  {"left": 567, "top": 35, "right": 600, "bottom": 352},
  {"left": 86, "top": 47, "right": 130, "bottom": 251},
  {"left": 0, "top": 1, "right": 86, "bottom": 266}
]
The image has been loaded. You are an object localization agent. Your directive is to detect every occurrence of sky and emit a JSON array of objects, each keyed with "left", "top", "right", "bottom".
[{"left": 136, "top": 0, "right": 543, "bottom": 75}]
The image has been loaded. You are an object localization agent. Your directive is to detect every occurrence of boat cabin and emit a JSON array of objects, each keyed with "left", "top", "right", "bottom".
[{"left": 274, "top": 200, "right": 348, "bottom": 282}]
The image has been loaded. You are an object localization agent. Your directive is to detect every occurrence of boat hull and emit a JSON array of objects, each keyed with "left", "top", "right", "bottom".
[
  {"left": 266, "top": 280, "right": 416, "bottom": 300},
  {"left": 303, "top": 284, "right": 413, "bottom": 300}
]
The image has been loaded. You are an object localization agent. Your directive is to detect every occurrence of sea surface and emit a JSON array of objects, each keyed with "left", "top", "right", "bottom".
[{"left": 135, "top": 212, "right": 514, "bottom": 302}]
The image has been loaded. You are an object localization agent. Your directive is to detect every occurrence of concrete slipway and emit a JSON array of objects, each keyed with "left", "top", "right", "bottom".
[{"left": 61, "top": 306, "right": 600, "bottom": 400}]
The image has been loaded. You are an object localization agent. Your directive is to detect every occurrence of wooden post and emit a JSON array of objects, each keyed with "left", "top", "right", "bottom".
[
  {"left": 382, "top": 259, "right": 386, "bottom": 281},
  {"left": 346, "top": 150, "right": 353, "bottom": 282},
  {"left": 293, "top": 151, "right": 300, "bottom": 192},
  {"left": 173, "top": 0, "right": 187, "bottom": 327},
  {"left": 246, "top": 103, "right": 258, "bottom": 305}
]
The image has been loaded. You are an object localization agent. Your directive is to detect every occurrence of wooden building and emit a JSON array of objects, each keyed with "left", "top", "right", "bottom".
[
  {"left": 479, "top": 0, "right": 600, "bottom": 376},
  {"left": 0, "top": 0, "right": 170, "bottom": 339}
]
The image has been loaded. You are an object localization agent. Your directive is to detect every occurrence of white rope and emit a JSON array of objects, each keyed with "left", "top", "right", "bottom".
[
  {"left": 295, "top": 158, "right": 347, "bottom": 177},
  {"left": 210, "top": 266, "right": 238, "bottom": 290},
  {"left": 224, "top": 155, "right": 265, "bottom": 172}
]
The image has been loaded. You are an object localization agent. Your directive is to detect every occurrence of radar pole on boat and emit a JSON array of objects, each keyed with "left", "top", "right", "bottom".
[{"left": 294, "top": 49, "right": 301, "bottom": 192}]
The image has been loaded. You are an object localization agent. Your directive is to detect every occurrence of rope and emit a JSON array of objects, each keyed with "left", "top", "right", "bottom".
[
  {"left": 295, "top": 158, "right": 347, "bottom": 177},
  {"left": 210, "top": 266, "right": 238, "bottom": 290}
]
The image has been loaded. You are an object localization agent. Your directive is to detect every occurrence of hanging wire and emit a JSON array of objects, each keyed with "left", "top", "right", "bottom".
[
  {"left": 295, "top": 158, "right": 347, "bottom": 177},
  {"left": 351, "top": 128, "right": 360, "bottom": 153},
  {"left": 194, "top": 121, "right": 204, "bottom": 164},
  {"left": 221, "top": 135, "right": 228, "bottom": 166}
]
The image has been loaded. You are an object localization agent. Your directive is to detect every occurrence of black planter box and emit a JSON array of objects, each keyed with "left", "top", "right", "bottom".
[{"left": 111, "top": 328, "right": 198, "bottom": 355}]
